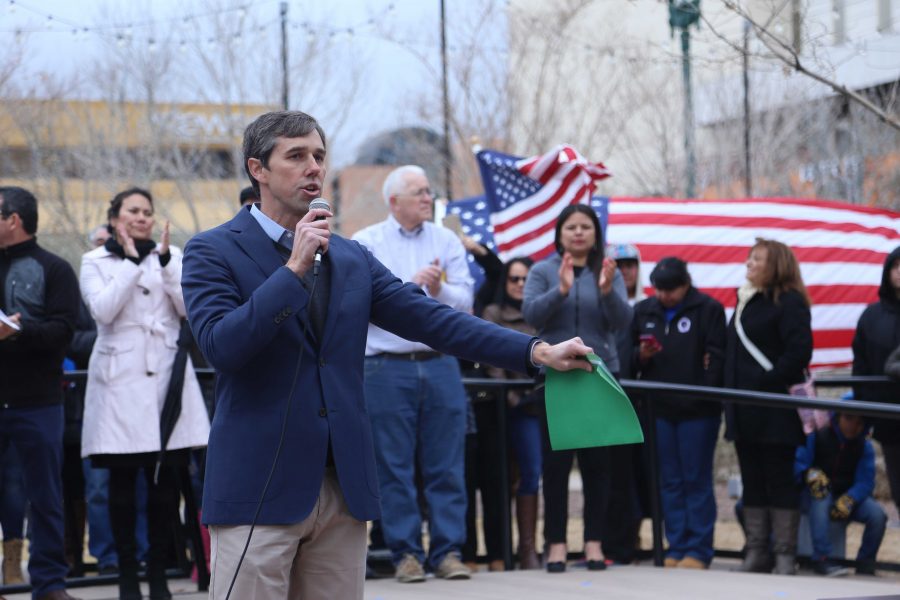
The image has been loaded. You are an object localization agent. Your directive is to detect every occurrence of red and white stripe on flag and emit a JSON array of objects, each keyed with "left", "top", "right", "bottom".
[
  {"left": 605, "top": 197, "right": 900, "bottom": 369},
  {"left": 491, "top": 144, "right": 610, "bottom": 261}
]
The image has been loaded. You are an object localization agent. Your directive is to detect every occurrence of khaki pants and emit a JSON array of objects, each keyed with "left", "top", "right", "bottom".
[{"left": 209, "top": 470, "right": 367, "bottom": 600}]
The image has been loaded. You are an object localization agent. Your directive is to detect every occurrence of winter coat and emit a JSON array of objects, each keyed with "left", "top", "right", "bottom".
[
  {"left": 80, "top": 243, "right": 210, "bottom": 457},
  {"left": 794, "top": 414, "right": 875, "bottom": 504},
  {"left": 523, "top": 254, "right": 632, "bottom": 374},
  {"left": 631, "top": 287, "right": 726, "bottom": 421},
  {"left": 886, "top": 345, "right": 900, "bottom": 380},
  {"left": 482, "top": 302, "right": 538, "bottom": 408},
  {"left": 852, "top": 245, "right": 900, "bottom": 445},
  {"left": 724, "top": 288, "right": 812, "bottom": 445},
  {"left": 0, "top": 238, "right": 79, "bottom": 407}
]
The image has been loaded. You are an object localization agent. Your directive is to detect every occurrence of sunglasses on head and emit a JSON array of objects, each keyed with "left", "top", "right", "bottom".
[{"left": 507, "top": 275, "right": 527, "bottom": 284}]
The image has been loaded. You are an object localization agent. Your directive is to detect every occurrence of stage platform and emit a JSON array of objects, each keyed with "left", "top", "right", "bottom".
[{"left": 4, "top": 561, "right": 898, "bottom": 600}]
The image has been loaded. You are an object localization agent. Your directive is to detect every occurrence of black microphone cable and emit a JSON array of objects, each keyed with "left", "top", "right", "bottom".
[{"left": 223, "top": 264, "right": 321, "bottom": 600}]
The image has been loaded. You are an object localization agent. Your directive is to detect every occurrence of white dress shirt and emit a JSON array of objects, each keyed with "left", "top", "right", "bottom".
[{"left": 353, "top": 214, "right": 474, "bottom": 355}]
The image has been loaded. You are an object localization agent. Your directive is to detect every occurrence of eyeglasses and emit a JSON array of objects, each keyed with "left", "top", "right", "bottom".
[
  {"left": 507, "top": 275, "right": 527, "bottom": 284},
  {"left": 397, "top": 187, "right": 433, "bottom": 198}
]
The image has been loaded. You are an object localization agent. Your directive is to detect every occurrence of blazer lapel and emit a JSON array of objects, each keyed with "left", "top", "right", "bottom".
[{"left": 230, "top": 208, "right": 284, "bottom": 278}]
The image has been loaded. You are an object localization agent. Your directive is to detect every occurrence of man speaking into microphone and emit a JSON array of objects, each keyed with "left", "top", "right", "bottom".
[{"left": 181, "top": 110, "right": 594, "bottom": 600}]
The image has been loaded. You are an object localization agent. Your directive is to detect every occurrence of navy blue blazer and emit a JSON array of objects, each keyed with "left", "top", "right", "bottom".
[{"left": 181, "top": 207, "right": 535, "bottom": 525}]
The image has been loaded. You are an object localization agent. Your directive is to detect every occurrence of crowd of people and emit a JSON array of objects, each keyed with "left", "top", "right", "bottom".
[
  {"left": 0, "top": 184, "right": 215, "bottom": 600},
  {"left": 0, "top": 109, "right": 898, "bottom": 600},
  {"left": 458, "top": 219, "right": 899, "bottom": 581}
]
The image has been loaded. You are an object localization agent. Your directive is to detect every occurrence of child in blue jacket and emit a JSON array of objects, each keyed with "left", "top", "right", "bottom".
[{"left": 795, "top": 412, "right": 887, "bottom": 576}]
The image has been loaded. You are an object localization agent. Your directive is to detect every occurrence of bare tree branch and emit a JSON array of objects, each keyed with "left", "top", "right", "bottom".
[{"left": 717, "top": 1, "right": 900, "bottom": 132}]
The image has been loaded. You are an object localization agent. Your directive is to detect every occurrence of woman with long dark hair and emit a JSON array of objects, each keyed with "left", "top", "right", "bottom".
[
  {"left": 80, "top": 187, "right": 210, "bottom": 600},
  {"left": 523, "top": 204, "right": 632, "bottom": 573},
  {"left": 726, "top": 238, "right": 812, "bottom": 575}
]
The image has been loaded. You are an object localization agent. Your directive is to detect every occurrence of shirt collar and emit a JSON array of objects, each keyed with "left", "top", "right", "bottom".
[
  {"left": 250, "top": 203, "right": 294, "bottom": 247},
  {"left": 388, "top": 214, "right": 424, "bottom": 238}
]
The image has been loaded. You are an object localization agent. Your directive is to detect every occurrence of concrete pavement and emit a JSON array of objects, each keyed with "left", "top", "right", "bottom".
[{"left": 4, "top": 561, "right": 899, "bottom": 600}]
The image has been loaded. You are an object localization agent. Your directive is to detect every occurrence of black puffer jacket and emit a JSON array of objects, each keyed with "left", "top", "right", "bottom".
[
  {"left": 630, "top": 287, "right": 726, "bottom": 420},
  {"left": 852, "top": 245, "right": 900, "bottom": 445},
  {"left": 0, "top": 237, "right": 80, "bottom": 407},
  {"left": 724, "top": 288, "right": 812, "bottom": 445}
]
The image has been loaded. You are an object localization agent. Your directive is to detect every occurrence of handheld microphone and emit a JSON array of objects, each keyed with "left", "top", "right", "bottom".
[{"left": 308, "top": 198, "right": 330, "bottom": 276}]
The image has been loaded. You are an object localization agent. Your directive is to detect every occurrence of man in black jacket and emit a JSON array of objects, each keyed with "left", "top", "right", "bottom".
[
  {"left": 0, "top": 186, "right": 81, "bottom": 600},
  {"left": 630, "top": 257, "right": 726, "bottom": 569}
]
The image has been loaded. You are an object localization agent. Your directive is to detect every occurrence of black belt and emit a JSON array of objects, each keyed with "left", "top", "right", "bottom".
[{"left": 378, "top": 351, "right": 442, "bottom": 361}]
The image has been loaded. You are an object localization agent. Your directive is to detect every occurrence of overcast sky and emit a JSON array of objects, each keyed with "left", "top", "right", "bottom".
[{"left": 3, "top": 0, "right": 501, "bottom": 167}]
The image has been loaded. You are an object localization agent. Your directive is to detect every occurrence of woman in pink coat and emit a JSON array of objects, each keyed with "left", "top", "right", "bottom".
[{"left": 80, "top": 187, "right": 210, "bottom": 600}]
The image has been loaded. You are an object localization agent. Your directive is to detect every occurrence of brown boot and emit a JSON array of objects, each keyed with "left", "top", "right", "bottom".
[
  {"left": 734, "top": 507, "right": 771, "bottom": 573},
  {"left": 771, "top": 508, "right": 799, "bottom": 575},
  {"left": 2, "top": 538, "right": 25, "bottom": 585},
  {"left": 515, "top": 494, "right": 541, "bottom": 570}
]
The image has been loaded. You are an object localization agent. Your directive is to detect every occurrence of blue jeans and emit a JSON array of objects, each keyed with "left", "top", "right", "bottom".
[
  {"left": 509, "top": 406, "right": 541, "bottom": 495},
  {"left": 0, "top": 443, "right": 27, "bottom": 539},
  {"left": 364, "top": 355, "right": 467, "bottom": 569},
  {"left": 806, "top": 491, "right": 886, "bottom": 561},
  {"left": 84, "top": 459, "right": 150, "bottom": 567},
  {"left": 0, "top": 404, "right": 68, "bottom": 598},
  {"left": 655, "top": 416, "right": 720, "bottom": 564}
]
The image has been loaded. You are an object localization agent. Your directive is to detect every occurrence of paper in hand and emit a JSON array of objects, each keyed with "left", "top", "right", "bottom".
[
  {"left": 0, "top": 309, "right": 21, "bottom": 331},
  {"left": 545, "top": 352, "right": 643, "bottom": 450}
]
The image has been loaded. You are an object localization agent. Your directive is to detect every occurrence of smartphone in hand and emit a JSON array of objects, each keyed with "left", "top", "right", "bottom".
[{"left": 640, "top": 333, "right": 662, "bottom": 351}]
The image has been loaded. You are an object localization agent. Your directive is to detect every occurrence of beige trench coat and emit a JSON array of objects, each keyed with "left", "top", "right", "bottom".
[{"left": 80, "top": 244, "right": 210, "bottom": 457}]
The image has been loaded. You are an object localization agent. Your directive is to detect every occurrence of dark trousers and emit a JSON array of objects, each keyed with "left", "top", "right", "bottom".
[
  {"left": 108, "top": 465, "right": 179, "bottom": 581},
  {"left": 0, "top": 404, "right": 69, "bottom": 597},
  {"left": 462, "top": 400, "right": 505, "bottom": 562},
  {"left": 541, "top": 411, "right": 610, "bottom": 544},
  {"left": 601, "top": 444, "right": 642, "bottom": 563},
  {"left": 0, "top": 443, "right": 26, "bottom": 538},
  {"left": 735, "top": 441, "right": 800, "bottom": 509}
]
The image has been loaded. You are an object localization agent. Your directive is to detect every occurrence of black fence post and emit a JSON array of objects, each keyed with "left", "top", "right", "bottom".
[
  {"left": 496, "top": 382, "right": 513, "bottom": 570},
  {"left": 641, "top": 391, "right": 665, "bottom": 567}
]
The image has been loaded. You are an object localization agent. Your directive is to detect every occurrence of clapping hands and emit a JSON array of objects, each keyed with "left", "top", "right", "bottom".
[
  {"left": 598, "top": 257, "right": 616, "bottom": 296},
  {"left": 413, "top": 258, "right": 443, "bottom": 297}
]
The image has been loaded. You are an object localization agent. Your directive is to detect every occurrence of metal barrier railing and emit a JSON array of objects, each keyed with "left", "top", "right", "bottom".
[
  {"left": 624, "top": 376, "right": 900, "bottom": 572},
  {"left": 3, "top": 372, "right": 895, "bottom": 595},
  {"left": 460, "top": 375, "right": 900, "bottom": 572}
]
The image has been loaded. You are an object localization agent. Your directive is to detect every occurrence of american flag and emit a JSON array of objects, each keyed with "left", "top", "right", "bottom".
[
  {"left": 474, "top": 145, "right": 611, "bottom": 261},
  {"left": 446, "top": 194, "right": 608, "bottom": 289},
  {"left": 452, "top": 146, "right": 899, "bottom": 369},
  {"left": 605, "top": 197, "right": 900, "bottom": 369}
]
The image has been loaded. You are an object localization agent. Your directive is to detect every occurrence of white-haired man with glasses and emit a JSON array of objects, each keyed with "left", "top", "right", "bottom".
[{"left": 352, "top": 165, "right": 475, "bottom": 583}]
